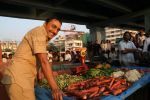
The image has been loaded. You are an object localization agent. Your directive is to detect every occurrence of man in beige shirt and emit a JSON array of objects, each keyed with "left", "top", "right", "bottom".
[
  {"left": 0, "top": 44, "right": 2, "bottom": 64},
  {"left": 1, "top": 17, "right": 63, "bottom": 100}
]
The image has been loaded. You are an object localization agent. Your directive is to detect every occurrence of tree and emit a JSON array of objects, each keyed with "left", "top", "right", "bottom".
[
  {"left": 47, "top": 43, "right": 59, "bottom": 52},
  {"left": 3, "top": 48, "right": 12, "bottom": 52}
]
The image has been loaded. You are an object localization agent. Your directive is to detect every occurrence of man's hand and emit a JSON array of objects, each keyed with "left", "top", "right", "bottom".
[
  {"left": 51, "top": 88, "right": 63, "bottom": 100},
  {"left": 36, "top": 53, "right": 63, "bottom": 100}
]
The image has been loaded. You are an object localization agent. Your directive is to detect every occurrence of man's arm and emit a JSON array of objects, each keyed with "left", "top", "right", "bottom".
[
  {"left": 122, "top": 48, "right": 137, "bottom": 54},
  {"left": 120, "top": 42, "right": 137, "bottom": 54},
  {"left": 36, "top": 53, "right": 62, "bottom": 100}
]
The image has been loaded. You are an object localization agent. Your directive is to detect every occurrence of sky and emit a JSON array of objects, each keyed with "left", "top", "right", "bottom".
[{"left": 0, "top": 16, "right": 89, "bottom": 41}]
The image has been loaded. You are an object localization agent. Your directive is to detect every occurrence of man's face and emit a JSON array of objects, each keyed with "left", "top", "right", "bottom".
[
  {"left": 123, "top": 33, "right": 130, "bottom": 41},
  {"left": 45, "top": 19, "right": 61, "bottom": 39}
]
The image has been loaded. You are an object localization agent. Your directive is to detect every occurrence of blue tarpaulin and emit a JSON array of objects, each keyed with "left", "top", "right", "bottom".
[{"left": 35, "top": 66, "right": 150, "bottom": 100}]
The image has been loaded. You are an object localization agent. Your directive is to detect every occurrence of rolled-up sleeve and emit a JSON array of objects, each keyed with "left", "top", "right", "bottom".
[{"left": 32, "top": 32, "right": 47, "bottom": 54}]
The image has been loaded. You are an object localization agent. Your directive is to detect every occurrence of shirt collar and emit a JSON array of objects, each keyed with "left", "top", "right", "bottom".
[{"left": 42, "top": 24, "right": 50, "bottom": 42}]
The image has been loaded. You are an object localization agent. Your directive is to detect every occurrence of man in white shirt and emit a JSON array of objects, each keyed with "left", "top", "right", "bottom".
[
  {"left": 2, "top": 53, "right": 7, "bottom": 63},
  {"left": 65, "top": 50, "right": 72, "bottom": 61},
  {"left": 119, "top": 31, "right": 137, "bottom": 66},
  {"left": 48, "top": 50, "right": 53, "bottom": 62}
]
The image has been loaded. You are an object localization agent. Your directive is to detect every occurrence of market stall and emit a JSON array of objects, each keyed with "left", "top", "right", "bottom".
[{"left": 35, "top": 65, "right": 150, "bottom": 100}]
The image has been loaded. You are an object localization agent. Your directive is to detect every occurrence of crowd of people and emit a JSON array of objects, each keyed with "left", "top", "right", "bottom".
[
  {"left": 86, "top": 39, "right": 117, "bottom": 64},
  {"left": 119, "top": 30, "right": 150, "bottom": 66},
  {"left": 45, "top": 29, "right": 150, "bottom": 68},
  {"left": 86, "top": 30, "right": 150, "bottom": 67},
  {"left": 2, "top": 53, "right": 13, "bottom": 63},
  {"left": 47, "top": 50, "right": 83, "bottom": 63},
  {"left": 47, "top": 50, "right": 72, "bottom": 63},
  {"left": 2, "top": 30, "right": 150, "bottom": 67}
]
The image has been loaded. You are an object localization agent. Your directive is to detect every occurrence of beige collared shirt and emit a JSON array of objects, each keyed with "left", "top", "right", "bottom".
[{"left": 2, "top": 25, "right": 48, "bottom": 89}]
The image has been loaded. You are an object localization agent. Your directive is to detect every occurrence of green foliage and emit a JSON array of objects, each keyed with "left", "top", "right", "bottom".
[
  {"left": 3, "top": 48, "right": 12, "bottom": 52},
  {"left": 39, "top": 74, "right": 84, "bottom": 90},
  {"left": 47, "top": 43, "right": 59, "bottom": 52},
  {"left": 11, "top": 51, "right": 15, "bottom": 55},
  {"left": 55, "top": 74, "right": 84, "bottom": 90},
  {"left": 82, "top": 68, "right": 115, "bottom": 79},
  {"left": 83, "top": 68, "right": 104, "bottom": 79}
]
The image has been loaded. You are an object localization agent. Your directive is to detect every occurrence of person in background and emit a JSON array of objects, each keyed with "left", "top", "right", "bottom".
[
  {"left": 53, "top": 52, "right": 60, "bottom": 62},
  {"left": 142, "top": 30, "right": 150, "bottom": 66},
  {"left": 8, "top": 53, "right": 13, "bottom": 59},
  {"left": 101, "top": 40, "right": 107, "bottom": 58},
  {"left": 48, "top": 50, "right": 53, "bottom": 63},
  {"left": 109, "top": 47, "right": 117, "bottom": 61},
  {"left": 65, "top": 50, "right": 72, "bottom": 62},
  {"left": 93, "top": 40, "right": 101, "bottom": 56},
  {"left": 108, "top": 47, "right": 121, "bottom": 66},
  {"left": 1, "top": 17, "right": 63, "bottom": 100},
  {"left": 100, "top": 40, "right": 105, "bottom": 53},
  {"left": 86, "top": 41, "right": 93, "bottom": 62},
  {"left": 118, "top": 31, "right": 137, "bottom": 66},
  {"left": 143, "top": 30, "right": 150, "bottom": 53},
  {"left": 74, "top": 51, "right": 80, "bottom": 63},
  {"left": 135, "top": 30, "right": 146, "bottom": 49},
  {"left": 59, "top": 53, "right": 64, "bottom": 62},
  {"left": 132, "top": 31, "right": 143, "bottom": 64},
  {"left": 70, "top": 49, "right": 76, "bottom": 62},
  {"left": 2, "top": 53, "right": 8, "bottom": 63},
  {"left": 7, "top": 53, "right": 13, "bottom": 63},
  {"left": 106, "top": 40, "right": 111, "bottom": 58}
]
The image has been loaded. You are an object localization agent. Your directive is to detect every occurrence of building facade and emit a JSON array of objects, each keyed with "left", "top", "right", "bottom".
[
  {"left": 105, "top": 27, "right": 138, "bottom": 44},
  {"left": 0, "top": 40, "right": 17, "bottom": 51},
  {"left": 53, "top": 32, "right": 84, "bottom": 52}
]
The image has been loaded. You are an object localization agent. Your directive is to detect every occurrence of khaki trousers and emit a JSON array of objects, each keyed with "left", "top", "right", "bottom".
[{"left": 5, "top": 83, "right": 35, "bottom": 100}]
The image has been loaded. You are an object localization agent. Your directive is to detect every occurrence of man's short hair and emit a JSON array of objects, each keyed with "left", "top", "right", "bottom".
[
  {"left": 123, "top": 31, "right": 131, "bottom": 36},
  {"left": 45, "top": 16, "right": 62, "bottom": 24}
]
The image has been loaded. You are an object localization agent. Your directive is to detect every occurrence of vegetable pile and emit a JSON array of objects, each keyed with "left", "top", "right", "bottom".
[
  {"left": 39, "top": 74, "right": 84, "bottom": 90},
  {"left": 38, "top": 63, "right": 145, "bottom": 99},
  {"left": 82, "top": 68, "right": 115, "bottom": 79},
  {"left": 125, "top": 69, "right": 142, "bottom": 82},
  {"left": 55, "top": 74, "right": 84, "bottom": 90},
  {"left": 65, "top": 76, "right": 131, "bottom": 99}
]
